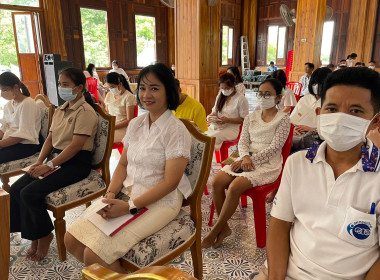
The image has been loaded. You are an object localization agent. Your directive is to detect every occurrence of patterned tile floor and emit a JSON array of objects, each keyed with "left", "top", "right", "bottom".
[{"left": 8, "top": 89, "right": 266, "bottom": 279}]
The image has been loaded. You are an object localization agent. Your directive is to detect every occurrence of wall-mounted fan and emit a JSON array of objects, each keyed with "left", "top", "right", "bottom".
[
  {"left": 280, "top": 4, "right": 334, "bottom": 26},
  {"left": 160, "top": 0, "right": 174, "bottom": 8}
]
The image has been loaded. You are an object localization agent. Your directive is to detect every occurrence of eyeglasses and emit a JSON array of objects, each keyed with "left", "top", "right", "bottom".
[{"left": 256, "top": 92, "right": 273, "bottom": 99}]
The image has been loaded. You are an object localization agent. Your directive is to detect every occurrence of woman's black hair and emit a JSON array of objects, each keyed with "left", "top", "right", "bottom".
[
  {"left": 106, "top": 72, "right": 132, "bottom": 93},
  {"left": 0, "top": 72, "right": 30, "bottom": 97},
  {"left": 321, "top": 67, "right": 380, "bottom": 114},
  {"left": 271, "top": 70, "right": 287, "bottom": 88},
  {"left": 216, "top": 73, "right": 236, "bottom": 112},
  {"left": 59, "top": 68, "right": 95, "bottom": 108},
  {"left": 86, "top": 63, "right": 95, "bottom": 77},
  {"left": 136, "top": 62, "right": 179, "bottom": 110},
  {"left": 112, "top": 60, "right": 119, "bottom": 66},
  {"left": 227, "top": 66, "right": 243, "bottom": 83},
  {"left": 259, "top": 78, "right": 283, "bottom": 96},
  {"left": 308, "top": 67, "right": 332, "bottom": 97}
]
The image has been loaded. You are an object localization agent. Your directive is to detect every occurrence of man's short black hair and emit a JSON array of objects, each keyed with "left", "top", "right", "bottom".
[
  {"left": 305, "top": 62, "right": 315, "bottom": 69},
  {"left": 321, "top": 67, "right": 380, "bottom": 114},
  {"left": 369, "top": 60, "right": 376, "bottom": 64},
  {"left": 340, "top": 59, "right": 346, "bottom": 63},
  {"left": 270, "top": 61, "right": 275, "bottom": 65}
]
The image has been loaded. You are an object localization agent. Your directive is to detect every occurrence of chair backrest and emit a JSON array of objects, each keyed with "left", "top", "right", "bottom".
[
  {"left": 134, "top": 104, "right": 139, "bottom": 117},
  {"left": 91, "top": 104, "right": 115, "bottom": 185},
  {"left": 286, "top": 82, "right": 302, "bottom": 102},
  {"left": 86, "top": 77, "right": 99, "bottom": 103},
  {"left": 34, "top": 94, "right": 55, "bottom": 140},
  {"left": 285, "top": 50, "right": 294, "bottom": 81},
  {"left": 281, "top": 124, "right": 294, "bottom": 167},
  {"left": 180, "top": 119, "right": 215, "bottom": 222}
]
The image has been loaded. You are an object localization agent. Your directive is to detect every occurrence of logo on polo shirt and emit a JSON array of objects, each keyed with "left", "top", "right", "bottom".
[{"left": 347, "top": 221, "right": 372, "bottom": 240}]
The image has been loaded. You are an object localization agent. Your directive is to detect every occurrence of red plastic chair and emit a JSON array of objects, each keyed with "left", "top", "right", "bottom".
[
  {"left": 208, "top": 125, "right": 294, "bottom": 248},
  {"left": 285, "top": 50, "right": 294, "bottom": 82},
  {"left": 215, "top": 124, "right": 243, "bottom": 167},
  {"left": 112, "top": 104, "right": 139, "bottom": 154},
  {"left": 286, "top": 82, "right": 302, "bottom": 102},
  {"left": 86, "top": 77, "right": 99, "bottom": 103}
]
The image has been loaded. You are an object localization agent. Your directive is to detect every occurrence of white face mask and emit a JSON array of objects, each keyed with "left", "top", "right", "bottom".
[
  {"left": 257, "top": 96, "right": 276, "bottom": 110},
  {"left": 369, "top": 66, "right": 375, "bottom": 70},
  {"left": 312, "top": 84, "right": 318, "bottom": 95},
  {"left": 112, "top": 65, "right": 118, "bottom": 70},
  {"left": 317, "top": 112, "right": 375, "bottom": 151},
  {"left": 221, "top": 88, "right": 233, "bottom": 96},
  {"left": 171, "top": 66, "right": 175, "bottom": 71},
  {"left": 110, "top": 87, "right": 120, "bottom": 95}
]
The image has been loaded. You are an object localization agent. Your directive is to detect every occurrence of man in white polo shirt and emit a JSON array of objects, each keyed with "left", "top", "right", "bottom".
[{"left": 256, "top": 67, "right": 380, "bottom": 280}]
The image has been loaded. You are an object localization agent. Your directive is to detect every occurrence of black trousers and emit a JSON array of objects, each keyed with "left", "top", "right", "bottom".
[
  {"left": 10, "top": 149, "right": 92, "bottom": 241},
  {"left": 0, "top": 143, "right": 39, "bottom": 164}
]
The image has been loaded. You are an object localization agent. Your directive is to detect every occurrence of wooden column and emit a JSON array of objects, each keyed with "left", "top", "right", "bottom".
[
  {"left": 289, "top": 0, "right": 326, "bottom": 82},
  {"left": 0, "top": 189, "right": 10, "bottom": 280},
  {"left": 345, "top": 0, "right": 378, "bottom": 64},
  {"left": 241, "top": 0, "right": 258, "bottom": 69},
  {"left": 175, "top": 0, "right": 221, "bottom": 115},
  {"left": 168, "top": 8, "right": 175, "bottom": 66}
]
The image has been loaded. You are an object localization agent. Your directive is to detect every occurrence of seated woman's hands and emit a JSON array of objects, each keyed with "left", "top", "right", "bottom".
[
  {"left": 98, "top": 198, "right": 130, "bottom": 220},
  {"left": 230, "top": 156, "right": 255, "bottom": 172},
  {"left": 294, "top": 125, "right": 315, "bottom": 135},
  {"left": 28, "top": 162, "right": 51, "bottom": 178},
  {"left": 216, "top": 116, "right": 230, "bottom": 124}
]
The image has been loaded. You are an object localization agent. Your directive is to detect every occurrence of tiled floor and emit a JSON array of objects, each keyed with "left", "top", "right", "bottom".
[{"left": 6, "top": 89, "right": 265, "bottom": 279}]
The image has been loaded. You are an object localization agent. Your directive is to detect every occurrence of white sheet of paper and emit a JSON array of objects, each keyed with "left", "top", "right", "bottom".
[{"left": 82, "top": 199, "right": 109, "bottom": 220}]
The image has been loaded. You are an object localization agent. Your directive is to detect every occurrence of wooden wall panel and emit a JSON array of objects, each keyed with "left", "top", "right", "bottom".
[
  {"left": 372, "top": 1, "right": 380, "bottom": 64},
  {"left": 0, "top": 190, "right": 10, "bottom": 280}
]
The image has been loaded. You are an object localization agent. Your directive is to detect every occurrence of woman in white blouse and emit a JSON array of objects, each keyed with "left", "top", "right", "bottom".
[
  {"left": 202, "top": 78, "right": 290, "bottom": 249},
  {"left": 0, "top": 72, "right": 41, "bottom": 164},
  {"left": 227, "top": 66, "right": 246, "bottom": 96},
  {"left": 104, "top": 73, "right": 137, "bottom": 142},
  {"left": 272, "top": 70, "right": 297, "bottom": 113},
  {"left": 206, "top": 73, "right": 249, "bottom": 150},
  {"left": 65, "top": 63, "right": 192, "bottom": 273},
  {"left": 109, "top": 60, "right": 129, "bottom": 82}
]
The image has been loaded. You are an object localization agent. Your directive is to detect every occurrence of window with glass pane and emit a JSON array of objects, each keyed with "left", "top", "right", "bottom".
[
  {"left": 320, "top": 21, "right": 334, "bottom": 65},
  {"left": 266, "top": 25, "right": 287, "bottom": 65},
  {"left": 14, "top": 14, "right": 35, "bottom": 53},
  {"left": 0, "top": 0, "right": 39, "bottom": 7},
  {"left": 0, "top": 9, "right": 18, "bottom": 71},
  {"left": 80, "top": 8, "right": 110, "bottom": 67},
  {"left": 221, "top": 25, "right": 233, "bottom": 65},
  {"left": 135, "top": 15, "right": 156, "bottom": 67}
]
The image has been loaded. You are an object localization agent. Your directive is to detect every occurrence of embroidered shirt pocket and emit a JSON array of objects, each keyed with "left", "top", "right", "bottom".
[{"left": 338, "top": 206, "right": 377, "bottom": 248}]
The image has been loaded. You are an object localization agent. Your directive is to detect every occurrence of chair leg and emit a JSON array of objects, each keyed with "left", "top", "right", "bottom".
[
  {"left": 204, "top": 186, "right": 209, "bottom": 195},
  {"left": 0, "top": 174, "right": 10, "bottom": 192},
  {"left": 241, "top": 195, "right": 248, "bottom": 208},
  {"left": 208, "top": 202, "right": 215, "bottom": 226},
  {"left": 53, "top": 214, "right": 67, "bottom": 261},
  {"left": 190, "top": 234, "right": 203, "bottom": 280},
  {"left": 251, "top": 193, "right": 268, "bottom": 248}
]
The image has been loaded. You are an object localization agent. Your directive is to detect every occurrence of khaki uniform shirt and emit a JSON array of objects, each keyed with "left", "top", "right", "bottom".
[{"left": 50, "top": 96, "right": 97, "bottom": 151}]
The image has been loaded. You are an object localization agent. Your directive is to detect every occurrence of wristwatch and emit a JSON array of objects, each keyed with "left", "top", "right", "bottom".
[
  {"left": 129, "top": 199, "right": 138, "bottom": 215},
  {"left": 46, "top": 160, "right": 54, "bottom": 170}
]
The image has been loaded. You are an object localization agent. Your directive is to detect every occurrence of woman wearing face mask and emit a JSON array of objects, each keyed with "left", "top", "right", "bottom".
[
  {"left": 290, "top": 67, "right": 332, "bottom": 151},
  {"left": 83, "top": 63, "right": 101, "bottom": 84},
  {"left": 104, "top": 72, "right": 137, "bottom": 142},
  {"left": 109, "top": 60, "right": 129, "bottom": 82},
  {"left": 9, "top": 68, "right": 98, "bottom": 261},
  {"left": 206, "top": 73, "right": 249, "bottom": 150},
  {"left": 64, "top": 63, "right": 191, "bottom": 273},
  {"left": 202, "top": 78, "right": 290, "bottom": 249},
  {"left": 227, "top": 66, "right": 245, "bottom": 96},
  {"left": 0, "top": 72, "right": 42, "bottom": 164},
  {"left": 271, "top": 70, "right": 297, "bottom": 113}
]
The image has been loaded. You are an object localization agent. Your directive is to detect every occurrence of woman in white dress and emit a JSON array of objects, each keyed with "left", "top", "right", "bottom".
[
  {"left": 64, "top": 63, "right": 192, "bottom": 273},
  {"left": 206, "top": 73, "right": 249, "bottom": 150},
  {"left": 0, "top": 72, "right": 42, "bottom": 164},
  {"left": 109, "top": 60, "right": 129, "bottom": 81},
  {"left": 202, "top": 78, "right": 290, "bottom": 249},
  {"left": 104, "top": 72, "right": 137, "bottom": 142},
  {"left": 227, "top": 66, "right": 246, "bottom": 96},
  {"left": 272, "top": 70, "right": 297, "bottom": 113}
]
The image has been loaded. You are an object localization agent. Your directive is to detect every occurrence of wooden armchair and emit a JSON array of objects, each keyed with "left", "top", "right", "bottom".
[
  {"left": 81, "top": 119, "right": 215, "bottom": 280},
  {"left": 0, "top": 94, "right": 55, "bottom": 191},
  {"left": 45, "top": 104, "right": 115, "bottom": 261}
]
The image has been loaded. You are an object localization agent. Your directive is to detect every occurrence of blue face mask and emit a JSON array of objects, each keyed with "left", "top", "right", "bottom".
[{"left": 58, "top": 87, "right": 77, "bottom": 101}]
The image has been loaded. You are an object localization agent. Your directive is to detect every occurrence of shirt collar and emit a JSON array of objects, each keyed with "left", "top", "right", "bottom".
[
  {"left": 59, "top": 96, "right": 86, "bottom": 111},
  {"left": 138, "top": 109, "right": 172, "bottom": 130},
  {"left": 308, "top": 140, "right": 379, "bottom": 172}
]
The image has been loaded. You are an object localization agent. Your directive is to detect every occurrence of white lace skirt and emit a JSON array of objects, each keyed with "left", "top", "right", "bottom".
[{"left": 67, "top": 192, "right": 183, "bottom": 264}]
